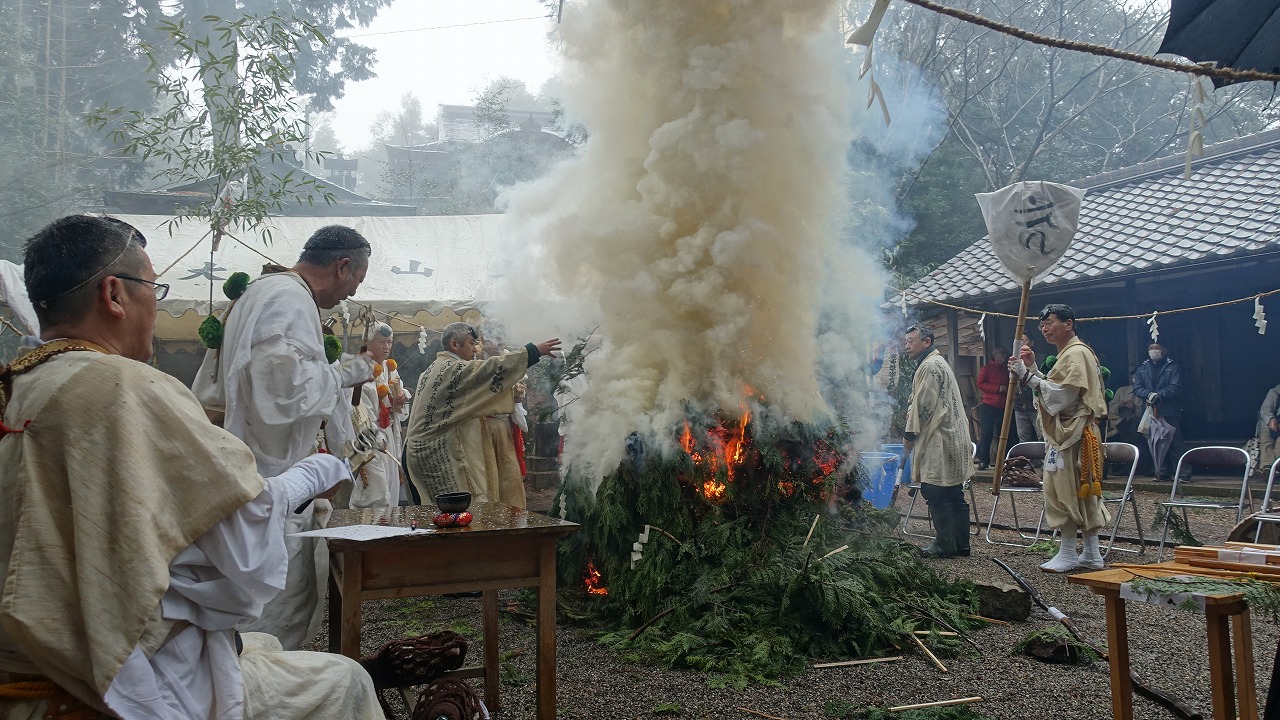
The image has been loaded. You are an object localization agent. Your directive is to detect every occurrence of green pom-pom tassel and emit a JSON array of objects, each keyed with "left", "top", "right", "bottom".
[
  {"left": 1105, "top": 388, "right": 1115, "bottom": 402},
  {"left": 324, "top": 335, "right": 343, "bottom": 364},
  {"left": 199, "top": 315, "right": 224, "bottom": 349},
  {"left": 1041, "top": 355, "right": 1057, "bottom": 373},
  {"left": 222, "top": 272, "right": 251, "bottom": 300},
  {"left": 1100, "top": 365, "right": 1112, "bottom": 381}
]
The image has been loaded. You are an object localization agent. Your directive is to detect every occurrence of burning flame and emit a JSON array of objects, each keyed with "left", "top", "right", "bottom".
[
  {"left": 584, "top": 560, "right": 608, "bottom": 595},
  {"left": 680, "top": 405, "right": 752, "bottom": 501}
]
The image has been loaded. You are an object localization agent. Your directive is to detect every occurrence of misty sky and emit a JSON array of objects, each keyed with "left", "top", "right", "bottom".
[{"left": 329, "top": 0, "right": 558, "bottom": 150}]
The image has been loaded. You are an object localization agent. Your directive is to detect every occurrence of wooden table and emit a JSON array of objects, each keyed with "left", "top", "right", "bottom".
[
  {"left": 1070, "top": 564, "right": 1259, "bottom": 720},
  {"left": 326, "top": 502, "right": 578, "bottom": 719}
]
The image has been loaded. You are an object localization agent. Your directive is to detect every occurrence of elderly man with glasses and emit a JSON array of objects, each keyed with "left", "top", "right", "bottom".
[{"left": 0, "top": 215, "right": 381, "bottom": 720}]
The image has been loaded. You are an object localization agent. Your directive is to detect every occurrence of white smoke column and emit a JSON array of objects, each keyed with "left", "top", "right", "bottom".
[{"left": 497, "top": 0, "right": 881, "bottom": 481}]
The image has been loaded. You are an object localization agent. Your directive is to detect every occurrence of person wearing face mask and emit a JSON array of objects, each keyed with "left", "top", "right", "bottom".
[{"left": 1131, "top": 342, "right": 1184, "bottom": 481}]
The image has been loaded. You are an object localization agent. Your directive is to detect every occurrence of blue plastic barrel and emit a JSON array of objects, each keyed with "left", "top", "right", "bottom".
[
  {"left": 881, "top": 443, "right": 913, "bottom": 485},
  {"left": 860, "top": 452, "right": 901, "bottom": 509}
]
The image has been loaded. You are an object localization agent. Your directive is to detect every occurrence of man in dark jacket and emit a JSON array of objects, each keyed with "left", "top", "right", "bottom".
[{"left": 1131, "top": 342, "right": 1183, "bottom": 480}]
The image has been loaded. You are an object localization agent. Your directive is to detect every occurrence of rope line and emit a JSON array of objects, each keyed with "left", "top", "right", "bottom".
[
  {"left": 891, "top": 285, "right": 1280, "bottom": 321},
  {"left": 898, "top": 0, "right": 1280, "bottom": 84}
]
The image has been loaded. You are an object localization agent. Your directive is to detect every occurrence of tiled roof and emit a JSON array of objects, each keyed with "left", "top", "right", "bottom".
[{"left": 902, "top": 128, "right": 1280, "bottom": 306}]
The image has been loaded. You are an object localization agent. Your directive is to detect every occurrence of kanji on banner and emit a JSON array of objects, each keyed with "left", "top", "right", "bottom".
[{"left": 976, "top": 181, "right": 1086, "bottom": 285}]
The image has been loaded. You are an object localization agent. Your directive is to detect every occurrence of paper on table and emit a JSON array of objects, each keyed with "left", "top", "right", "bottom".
[{"left": 290, "top": 524, "right": 420, "bottom": 541}]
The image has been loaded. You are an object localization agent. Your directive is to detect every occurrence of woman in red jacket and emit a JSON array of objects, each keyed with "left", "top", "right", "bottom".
[{"left": 975, "top": 347, "right": 1011, "bottom": 469}]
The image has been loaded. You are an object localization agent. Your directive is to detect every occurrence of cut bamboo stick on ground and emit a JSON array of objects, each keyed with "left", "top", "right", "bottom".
[
  {"left": 889, "top": 696, "right": 983, "bottom": 712},
  {"left": 962, "top": 613, "right": 1009, "bottom": 625},
  {"left": 912, "top": 630, "right": 959, "bottom": 636},
  {"left": 909, "top": 633, "right": 948, "bottom": 673},
  {"left": 737, "top": 707, "right": 786, "bottom": 720},
  {"left": 812, "top": 656, "right": 902, "bottom": 669}
]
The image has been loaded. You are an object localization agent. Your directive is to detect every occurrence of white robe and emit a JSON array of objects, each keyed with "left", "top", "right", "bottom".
[
  {"left": 349, "top": 376, "right": 410, "bottom": 510},
  {"left": 0, "top": 350, "right": 379, "bottom": 720},
  {"left": 208, "top": 272, "right": 364, "bottom": 650}
]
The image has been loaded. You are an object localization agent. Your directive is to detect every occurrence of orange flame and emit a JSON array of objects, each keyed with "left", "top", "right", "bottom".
[
  {"left": 702, "top": 479, "right": 726, "bottom": 502},
  {"left": 583, "top": 560, "right": 608, "bottom": 595}
]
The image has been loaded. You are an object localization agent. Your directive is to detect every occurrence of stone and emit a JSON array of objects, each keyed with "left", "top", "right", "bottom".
[{"left": 974, "top": 580, "right": 1032, "bottom": 621}]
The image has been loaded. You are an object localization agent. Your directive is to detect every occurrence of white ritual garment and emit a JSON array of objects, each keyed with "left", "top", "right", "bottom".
[
  {"left": 349, "top": 378, "right": 411, "bottom": 510},
  {"left": 104, "top": 456, "right": 351, "bottom": 720},
  {"left": 214, "top": 272, "right": 369, "bottom": 650}
]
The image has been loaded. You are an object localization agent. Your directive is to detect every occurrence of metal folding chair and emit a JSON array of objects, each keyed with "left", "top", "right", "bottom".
[
  {"left": 985, "top": 441, "right": 1047, "bottom": 547},
  {"left": 1156, "top": 446, "right": 1253, "bottom": 561},
  {"left": 901, "top": 443, "right": 980, "bottom": 538},
  {"left": 1100, "top": 442, "right": 1144, "bottom": 558},
  {"left": 1251, "top": 458, "right": 1280, "bottom": 543}
]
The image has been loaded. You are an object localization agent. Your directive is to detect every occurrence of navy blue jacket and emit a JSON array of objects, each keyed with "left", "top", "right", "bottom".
[{"left": 1132, "top": 357, "right": 1183, "bottom": 417}]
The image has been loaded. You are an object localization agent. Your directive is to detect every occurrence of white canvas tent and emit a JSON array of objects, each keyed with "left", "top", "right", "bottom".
[{"left": 122, "top": 213, "right": 509, "bottom": 341}]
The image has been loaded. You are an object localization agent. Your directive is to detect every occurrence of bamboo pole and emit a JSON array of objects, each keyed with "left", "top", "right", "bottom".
[
  {"left": 812, "top": 656, "right": 902, "bottom": 668},
  {"left": 908, "top": 634, "right": 948, "bottom": 672},
  {"left": 990, "top": 278, "right": 1033, "bottom": 495},
  {"left": 889, "top": 697, "right": 983, "bottom": 712}
]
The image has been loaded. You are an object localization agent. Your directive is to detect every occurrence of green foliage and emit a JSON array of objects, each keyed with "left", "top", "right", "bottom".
[
  {"left": 650, "top": 702, "right": 683, "bottom": 715},
  {"left": 324, "top": 335, "right": 343, "bottom": 363},
  {"left": 553, "top": 423, "right": 981, "bottom": 685},
  {"left": 1014, "top": 625, "right": 1100, "bottom": 664},
  {"left": 199, "top": 315, "right": 224, "bottom": 349},
  {"left": 1151, "top": 505, "right": 1202, "bottom": 547},
  {"left": 1026, "top": 539, "right": 1058, "bottom": 558},
  {"left": 222, "top": 272, "right": 251, "bottom": 300},
  {"left": 1128, "top": 576, "right": 1280, "bottom": 623},
  {"left": 87, "top": 13, "right": 337, "bottom": 239}
]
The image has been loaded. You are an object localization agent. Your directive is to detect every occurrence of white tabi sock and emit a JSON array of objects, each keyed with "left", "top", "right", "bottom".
[
  {"left": 1078, "top": 531, "right": 1105, "bottom": 570},
  {"left": 1040, "top": 521, "right": 1080, "bottom": 573}
]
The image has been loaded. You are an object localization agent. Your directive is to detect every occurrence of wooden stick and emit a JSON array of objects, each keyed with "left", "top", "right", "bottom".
[
  {"left": 963, "top": 613, "right": 1009, "bottom": 625},
  {"left": 736, "top": 708, "right": 786, "bottom": 720},
  {"left": 909, "top": 633, "right": 949, "bottom": 672},
  {"left": 991, "top": 278, "right": 1032, "bottom": 495},
  {"left": 803, "top": 514, "right": 820, "bottom": 549},
  {"left": 813, "top": 656, "right": 902, "bottom": 668},
  {"left": 889, "top": 697, "right": 983, "bottom": 712},
  {"left": 913, "top": 630, "right": 959, "bottom": 636},
  {"left": 819, "top": 544, "right": 849, "bottom": 561}
]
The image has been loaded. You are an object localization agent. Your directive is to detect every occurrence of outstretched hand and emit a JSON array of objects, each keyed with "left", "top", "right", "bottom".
[{"left": 535, "top": 338, "right": 562, "bottom": 358}]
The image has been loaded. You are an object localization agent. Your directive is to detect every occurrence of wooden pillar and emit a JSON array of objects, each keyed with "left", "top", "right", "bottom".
[{"left": 946, "top": 309, "right": 960, "bottom": 367}]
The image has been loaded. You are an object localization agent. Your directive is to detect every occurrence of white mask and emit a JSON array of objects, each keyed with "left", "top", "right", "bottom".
[{"left": 1149, "top": 350, "right": 1164, "bottom": 361}]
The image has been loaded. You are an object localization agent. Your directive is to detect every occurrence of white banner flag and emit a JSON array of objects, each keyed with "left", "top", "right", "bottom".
[{"left": 976, "top": 181, "right": 1086, "bottom": 285}]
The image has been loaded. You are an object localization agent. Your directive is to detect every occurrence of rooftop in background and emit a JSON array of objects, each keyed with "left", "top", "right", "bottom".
[
  {"left": 901, "top": 127, "right": 1280, "bottom": 306},
  {"left": 103, "top": 150, "right": 417, "bottom": 217},
  {"left": 437, "top": 103, "right": 560, "bottom": 142}
]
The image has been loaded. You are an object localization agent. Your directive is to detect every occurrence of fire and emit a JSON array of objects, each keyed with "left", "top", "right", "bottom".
[
  {"left": 680, "top": 405, "right": 752, "bottom": 501},
  {"left": 583, "top": 560, "right": 608, "bottom": 595}
]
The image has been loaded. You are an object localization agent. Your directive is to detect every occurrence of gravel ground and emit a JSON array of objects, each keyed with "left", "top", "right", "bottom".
[{"left": 310, "top": 481, "right": 1275, "bottom": 720}]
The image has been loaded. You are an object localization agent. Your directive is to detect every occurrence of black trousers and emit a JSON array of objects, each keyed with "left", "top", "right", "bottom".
[{"left": 978, "top": 403, "right": 1002, "bottom": 466}]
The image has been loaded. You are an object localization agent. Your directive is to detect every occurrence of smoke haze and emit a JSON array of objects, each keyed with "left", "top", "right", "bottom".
[{"left": 494, "top": 0, "right": 939, "bottom": 482}]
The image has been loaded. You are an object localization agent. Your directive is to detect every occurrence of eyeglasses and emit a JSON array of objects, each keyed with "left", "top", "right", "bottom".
[{"left": 114, "top": 274, "right": 170, "bottom": 301}]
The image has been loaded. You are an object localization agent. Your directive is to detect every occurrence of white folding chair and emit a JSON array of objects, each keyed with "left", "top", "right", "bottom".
[
  {"left": 901, "top": 442, "right": 980, "bottom": 538},
  {"left": 1156, "top": 446, "right": 1253, "bottom": 561},
  {"left": 985, "top": 441, "right": 1047, "bottom": 547},
  {"left": 1251, "top": 458, "right": 1280, "bottom": 543},
  {"left": 1101, "top": 442, "right": 1144, "bottom": 558}
]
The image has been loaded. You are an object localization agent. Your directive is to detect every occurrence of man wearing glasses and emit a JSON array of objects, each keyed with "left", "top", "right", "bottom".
[
  {"left": 1010, "top": 304, "right": 1111, "bottom": 573},
  {"left": 0, "top": 215, "right": 381, "bottom": 719}
]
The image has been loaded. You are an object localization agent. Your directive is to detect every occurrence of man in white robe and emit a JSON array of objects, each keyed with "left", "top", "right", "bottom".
[
  {"left": 350, "top": 322, "right": 411, "bottom": 510},
  {"left": 902, "top": 325, "right": 974, "bottom": 558},
  {"left": 194, "top": 225, "right": 374, "bottom": 649},
  {"left": 406, "top": 322, "right": 560, "bottom": 507},
  {"left": 0, "top": 215, "right": 381, "bottom": 720},
  {"left": 1012, "top": 303, "right": 1111, "bottom": 573}
]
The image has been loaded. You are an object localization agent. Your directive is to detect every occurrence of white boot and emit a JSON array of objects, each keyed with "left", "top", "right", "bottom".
[
  {"left": 1078, "top": 531, "right": 1105, "bottom": 570},
  {"left": 1040, "top": 522, "right": 1080, "bottom": 573}
]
